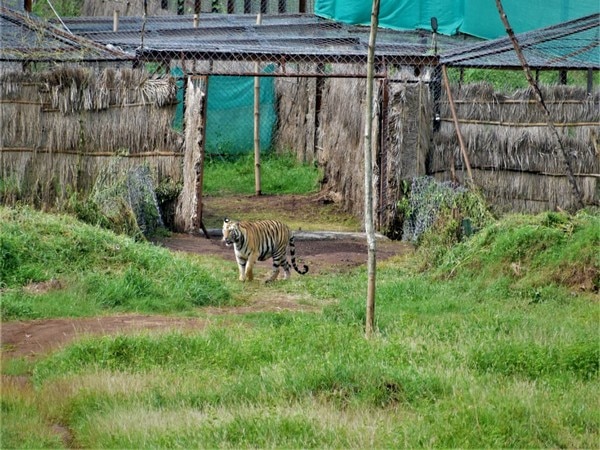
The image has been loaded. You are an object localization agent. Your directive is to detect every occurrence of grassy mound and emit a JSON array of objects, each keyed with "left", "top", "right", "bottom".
[{"left": 0, "top": 206, "right": 232, "bottom": 319}]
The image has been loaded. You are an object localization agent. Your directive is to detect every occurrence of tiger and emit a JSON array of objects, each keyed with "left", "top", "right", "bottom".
[{"left": 222, "top": 218, "right": 309, "bottom": 282}]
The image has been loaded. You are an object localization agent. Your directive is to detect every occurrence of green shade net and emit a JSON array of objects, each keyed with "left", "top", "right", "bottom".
[
  {"left": 172, "top": 66, "right": 277, "bottom": 155},
  {"left": 315, "top": 0, "right": 598, "bottom": 39}
]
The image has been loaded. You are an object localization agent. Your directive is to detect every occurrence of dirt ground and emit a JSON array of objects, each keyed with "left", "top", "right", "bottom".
[{"left": 1, "top": 194, "right": 413, "bottom": 360}]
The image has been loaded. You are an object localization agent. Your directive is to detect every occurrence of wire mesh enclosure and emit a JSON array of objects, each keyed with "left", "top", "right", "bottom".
[{"left": 1, "top": 3, "right": 598, "bottom": 234}]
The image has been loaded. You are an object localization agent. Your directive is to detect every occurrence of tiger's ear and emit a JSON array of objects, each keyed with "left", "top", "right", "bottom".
[{"left": 224, "top": 217, "right": 230, "bottom": 224}]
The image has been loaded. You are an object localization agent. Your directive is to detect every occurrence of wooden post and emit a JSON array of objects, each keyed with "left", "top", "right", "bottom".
[
  {"left": 364, "top": 0, "right": 380, "bottom": 339},
  {"left": 197, "top": 76, "right": 210, "bottom": 238},
  {"left": 254, "top": 14, "right": 262, "bottom": 195},
  {"left": 113, "top": 10, "right": 119, "bottom": 32},
  {"left": 299, "top": 0, "right": 307, "bottom": 13}
]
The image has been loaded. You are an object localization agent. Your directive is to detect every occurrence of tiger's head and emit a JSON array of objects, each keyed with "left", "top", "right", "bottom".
[{"left": 222, "top": 218, "right": 240, "bottom": 246}]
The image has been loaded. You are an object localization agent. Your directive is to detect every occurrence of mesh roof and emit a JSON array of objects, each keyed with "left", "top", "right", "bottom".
[
  {"left": 0, "top": 6, "right": 133, "bottom": 62},
  {"left": 60, "top": 13, "right": 481, "bottom": 77},
  {"left": 442, "top": 14, "right": 600, "bottom": 70},
  {"left": 2, "top": 5, "right": 597, "bottom": 73}
]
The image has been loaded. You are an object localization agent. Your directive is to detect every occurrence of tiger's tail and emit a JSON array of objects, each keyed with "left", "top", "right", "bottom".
[{"left": 289, "top": 235, "right": 308, "bottom": 275}]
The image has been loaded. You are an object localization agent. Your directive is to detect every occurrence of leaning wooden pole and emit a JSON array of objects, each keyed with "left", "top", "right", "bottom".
[
  {"left": 364, "top": 0, "right": 380, "bottom": 339},
  {"left": 495, "top": 0, "right": 584, "bottom": 209},
  {"left": 441, "top": 65, "right": 474, "bottom": 188}
]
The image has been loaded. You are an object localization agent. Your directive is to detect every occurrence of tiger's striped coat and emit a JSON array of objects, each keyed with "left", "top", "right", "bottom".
[{"left": 222, "top": 218, "right": 309, "bottom": 282}]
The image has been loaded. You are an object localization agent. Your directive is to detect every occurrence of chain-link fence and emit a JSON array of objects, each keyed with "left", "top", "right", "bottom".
[{"left": 1, "top": 2, "right": 598, "bottom": 233}]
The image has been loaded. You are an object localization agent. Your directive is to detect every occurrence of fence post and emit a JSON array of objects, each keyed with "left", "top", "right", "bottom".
[{"left": 113, "top": 10, "right": 119, "bottom": 32}]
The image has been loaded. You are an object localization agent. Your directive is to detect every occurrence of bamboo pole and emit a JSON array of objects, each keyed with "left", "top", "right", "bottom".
[
  {"left": 197, "top": 76, "right": 210, "bottom": 239},
  {"left": 364, "top": 0, "right": 380, "bottom": 339},
  {"left": 113, "top": 10, "right": 119, "bottom": 32},
  {"left": 441, "top": 64, "right": 474, "bottom": 187},
  {"left": 254, "top": 13, "right": 262, "bottom": 195}
]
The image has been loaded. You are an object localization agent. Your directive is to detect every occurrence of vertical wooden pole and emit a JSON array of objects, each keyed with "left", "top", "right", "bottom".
[
  {"left": 197, "top": 76, "right": 210, "bottom": 238},
  {"left": 254, "top": 14, "right": 262, "bottom": 195},
  {"left": 113, "top": 10, "right": 119, "bottom": 32},
  {"left": 364, "top": 0, "right": 380, "bottom": 339},
  {"left": 299, "top": 0, "right": 307, "bottom": 13}
]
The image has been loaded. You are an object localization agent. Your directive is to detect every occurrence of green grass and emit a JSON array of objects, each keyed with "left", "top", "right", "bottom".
[
  {"left": 0, "top": 206, "right": 234, "bottom": 320},
  {"left": 1, "top": 207, "right": 598, "bottom": 448},
  {"left": 203, "top": 152, "right": 322, "bottom": 196},
  {"left": 32, "top": 0, "right": 83, "bottom": 17},
  {"left": 446, "top": 67, "right": 599, "bottom": 91}
]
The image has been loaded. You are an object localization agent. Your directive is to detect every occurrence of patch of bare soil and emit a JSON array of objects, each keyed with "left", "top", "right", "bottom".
[{"left": 1, "top": 194, "right": 413, "bottom": 360}]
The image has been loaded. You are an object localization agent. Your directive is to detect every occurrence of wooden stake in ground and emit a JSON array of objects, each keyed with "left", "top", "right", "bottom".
[
  {"left": 495, "top": 0, "right": 584, "bottom": 209},
  {"left": 364, "top": 0, "right": 381, "bottom": 339},
  {"left": 254, "top": 13, "right": 263, "bottom": 195}
]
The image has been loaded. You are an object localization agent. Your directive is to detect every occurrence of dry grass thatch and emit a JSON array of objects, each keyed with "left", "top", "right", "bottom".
[
  {"left": 274, "top": 74, "right": 317, "bottom": 163},
  {"left": 317, "top": 67, "right": 368, "bottom": 220},
  {"left": 1, "top": 66, "right": 182, "bottom": 208},
  {"left": 432, "top": 82, "right": 599, "bottom": 212}
]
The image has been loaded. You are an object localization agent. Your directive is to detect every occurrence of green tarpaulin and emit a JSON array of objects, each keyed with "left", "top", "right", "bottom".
[
  {"left": 172, "top": 68, "right": 277, "bottom": 155},
  {"left": 314, "top": 0, "right": 599, "bottom": 39}
]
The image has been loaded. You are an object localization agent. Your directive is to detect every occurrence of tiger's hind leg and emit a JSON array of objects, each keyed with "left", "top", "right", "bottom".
[
  {"left": 265, "top": 265, "right": 280, "bottom": 283},
  {"left": 265, "top": 252, "right": 289, "bottom": 283},
  {"left": 281, "top": 259, "right": 291, "bottom": 280}
]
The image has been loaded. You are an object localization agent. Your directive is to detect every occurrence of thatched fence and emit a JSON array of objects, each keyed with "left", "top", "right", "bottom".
[
  {"left": 276, "top": 72, "right": 433, "bottom": 231},
  {"left": 2, "top": 64, "right": 597, "bottom": 236},
  {"left": 431, "top": 84, "right": 599, "bottom": 213},
  {"left": 0, "top": 66, "right": 182, "bottom": 211},
  {"left": 277, "top": 76, "right": 598, "bottom": 232}
]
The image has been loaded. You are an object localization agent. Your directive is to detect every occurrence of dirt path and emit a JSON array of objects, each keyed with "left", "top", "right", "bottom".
[{"left": 2, "top": 196, "right": 413, "bottom": 360}]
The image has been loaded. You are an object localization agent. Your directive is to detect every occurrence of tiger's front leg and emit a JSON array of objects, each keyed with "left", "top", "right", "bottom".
[
  {"left": 244, "top": 253, "right": 258, "bottom": 282},
  {"left": 235, "top": 256, "right": 247, "bottom": 282}
]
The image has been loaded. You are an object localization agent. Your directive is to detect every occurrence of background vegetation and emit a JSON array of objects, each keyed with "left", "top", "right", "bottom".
[
  {"left": 1, "top": 196, "right": 598, "bottom": 447},
  {"left": 203, "top": 152, "right": 321, "bottom": 196}
]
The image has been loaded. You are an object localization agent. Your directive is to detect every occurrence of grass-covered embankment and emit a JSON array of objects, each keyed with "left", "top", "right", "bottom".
[{"left": 0, "top": 207, "right": 233, "bottom": 320}]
